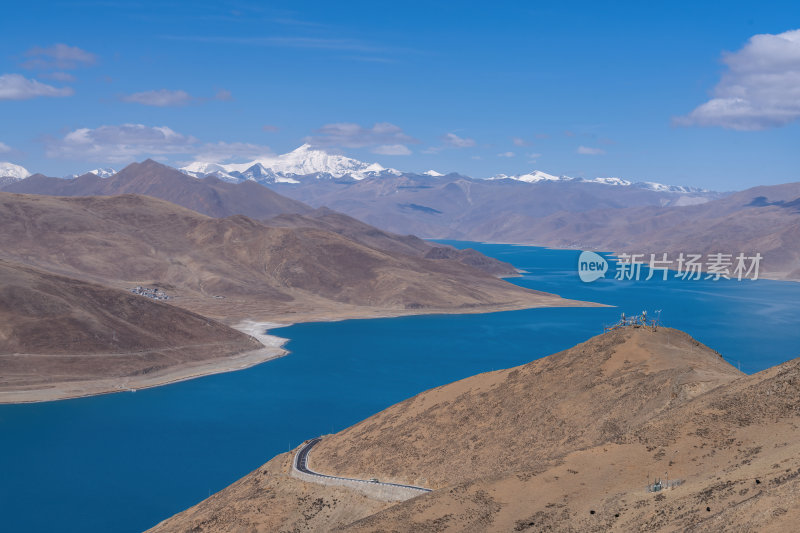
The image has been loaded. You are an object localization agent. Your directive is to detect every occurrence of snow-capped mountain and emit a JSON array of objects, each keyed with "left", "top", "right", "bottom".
[
  {"left": 181, "top": 144, "right": 706, "bottom": 195},
  {"left": 64, "top": 168, "right": 117, "bottom": 179},
  {"left": 488, "top": 170, "right": 567, "bottom": 183},
  {"left": 488, "top": 170, "right": 707, "bottom": 193},
  {"left": 588, "top": 177, "right": 631, "bottom": 186},
  {"left": 0, "top": 162, "right": 31, "bottom": 180},
  {"left": 635, "top": 181, "right": 707, "bottom": 193},
  {"left": 181, "top": 144, "right": 401, "bottom": 184}
]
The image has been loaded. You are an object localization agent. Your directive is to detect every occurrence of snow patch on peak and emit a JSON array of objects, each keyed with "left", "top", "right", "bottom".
[
  {"left": 423, "top": 170, "right": 444, "bottom": 177},
  {"left": 0, "top": 162, "right": 31, "bottom": 180},
  {"left": 587, "top": 177, "right": 632, "bottom": 186},
  {"left": 180, "top": 145, "right": 400, "bottom": 183},
  {"left": 635, "top": 181, "right": 707, "bottom": 193},
  {"left": 64, "top": 167, "right": 117, "bottom": 179},
  {"left": 516, "top": 170, "right": 566, "bottom": 183},
  {"left": 487, "top": 170, "right": 706, "bottom": 194},
  {"left": 182, "top": 161, "right": 228, "bottom": 175},
  {"left": 488, "top": 170, "right": 569, "bottom": 183}
]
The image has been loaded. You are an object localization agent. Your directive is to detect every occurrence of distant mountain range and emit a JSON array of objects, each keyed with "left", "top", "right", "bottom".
[
  {"left": 0, "top": 159, "right": 518, "bottom": 278},
  {"left": 487, "top": 169, "right": 708, "bottom": 193},
  {"left": 178, "top": 145, "right": 707, "bottom": 195},
  {"left": 0, "top": 144, "right": 711, "bottom": 193},
  {"left": 3, "top": 147, "right": 798, "bottom": 280},
  {"left": 3, "top": 159, "right": 313, "bottom": 220}
]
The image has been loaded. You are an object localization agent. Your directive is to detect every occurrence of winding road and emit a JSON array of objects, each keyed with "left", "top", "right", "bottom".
[{"left": 294, "top": 437, "right": 432, "bottom": 494}]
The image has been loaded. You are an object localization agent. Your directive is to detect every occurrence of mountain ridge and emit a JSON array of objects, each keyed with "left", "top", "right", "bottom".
[
  {"left": 0, "top": 191, "right": 583, "bottom": 324},
  {"left": 149, "top": 326, "right": 800, "bottom": 532},
  {"left": 180, "top": 144, "right": 710, "bottom": 194},
  {"left": 181, "top": 144, "right": 401, "bottom": 183},
  {"left": 2, "top": 159, "right": 314, "bottom": 219}
]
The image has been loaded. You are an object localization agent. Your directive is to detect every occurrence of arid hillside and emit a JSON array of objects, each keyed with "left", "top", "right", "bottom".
[
  {"left": 265, "top": 207, "right": 519, "bottom": 277},
  {"left": 464, "top": 181, "right": 800, "bottom": 281},
  {"left": 344, "top": 337, "right": 800, "bottom": 532},
  {"left": 2, "top": 161, "right": 517, "bottom": 278},
  {"left": 0, "top": 192, "right": 580, "bottom": 324},
  {"left": 0, "top": 259, "right": 262, "bottom": 400},
  {"left": 264, "top": 174, "right": 800, "bottom": 281},
  {"left": 309, "top": 327, "right": 741, "bottom": 487},
  {"left": 149, "top": 327, "right": 800, "bottom": 532}
]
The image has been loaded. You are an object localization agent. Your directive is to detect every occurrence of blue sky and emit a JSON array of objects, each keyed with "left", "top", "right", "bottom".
[{"left": 1, "top": 0, "right": 799, "bottom": 190}]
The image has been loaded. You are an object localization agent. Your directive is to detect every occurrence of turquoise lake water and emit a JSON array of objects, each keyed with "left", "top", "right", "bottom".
[{"left": 1, "top": 243, "right": 799, "bottom": 532}]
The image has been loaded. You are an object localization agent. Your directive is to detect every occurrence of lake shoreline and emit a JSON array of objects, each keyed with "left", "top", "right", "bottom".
[
  {"left": 0, "top": 321, "right": 291, "bottom": 404},
  {"left": 0, "top": 296, "right": 600, "bottom": 404}
]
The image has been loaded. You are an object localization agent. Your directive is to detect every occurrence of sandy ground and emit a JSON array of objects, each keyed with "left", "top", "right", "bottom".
[{"left": 0, "top": 321, "right": 289, "bottom": 404}]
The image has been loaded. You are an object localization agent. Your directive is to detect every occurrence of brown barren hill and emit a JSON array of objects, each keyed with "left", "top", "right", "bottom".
[
  {"left": 265, "top": 206, "right": 520, "bottom": 276},
  {"left": 0, "top": 260, "right": 263, "bottom": 403},
  {"left": 153, "top": 327, "right": 795, "bottom": 533},
  {"left": 3, "top": 160, "right": 519, "bottom": 277},
  {"left": 2, "top": 159, "right": 313, "bottom": 219},
  {"left": 482, "top": 181, "right": 800, "bottom": 281},
  {"left": 310, "top": 327, "right": 742, "bottom": 488},
  {"left": 0, "top": 192, "right": 587, "bottom": 323},
  {"left": 341, "top": 340, "right": 800, "bottom": 532}
]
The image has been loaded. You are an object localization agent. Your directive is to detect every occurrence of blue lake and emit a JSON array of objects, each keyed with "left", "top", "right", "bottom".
[{"left": 1, "top": 243, "right": 799, "bottom": 532}]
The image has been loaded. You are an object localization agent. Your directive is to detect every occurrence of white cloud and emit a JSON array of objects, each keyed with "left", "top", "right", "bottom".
[
  {"left": 497, "top": 151, "right": 515, "bottom": 157},
  {"left": 45, "top": 124, "right": 198, "bottom": 163},
  {"left": 122, "top": 89, "right": 192, "bottom": 107},
  {"left": 677, "top": 29, "right": 800, "bottom": 130},
  {"left": 0, "top": 73, "right": 73, "bottom": 100},
  {"left": 23, "top": 44, "right": 96, "bottom": 70},
  {"left": 0, "top": 142, "right": 11, "bottom": 153},
  {"left": 305, "top": 122, "right": 417, "bottom": 148},
  {"left": 527, "top": 152, "right": 542, "bottom": 160},
  {"left": 44, "top": 124, "right": 277, "bottom": 165},
  {"left": 372, "top": 144, "right": 412, "bottom": 155},
  {"left": 577, "top": 146, "right": 605, "bottom": 155},
  {"left": 442, "top": 132, "right": 476, "bottom": 148}
]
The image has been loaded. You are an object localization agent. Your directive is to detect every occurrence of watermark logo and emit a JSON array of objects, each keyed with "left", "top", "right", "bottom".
[
  {"left": 578, "top": 251, "right": 609, "bottom": 283},
  {"left": 577, "top": 251, "right": 762, "bottom": 282}
]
